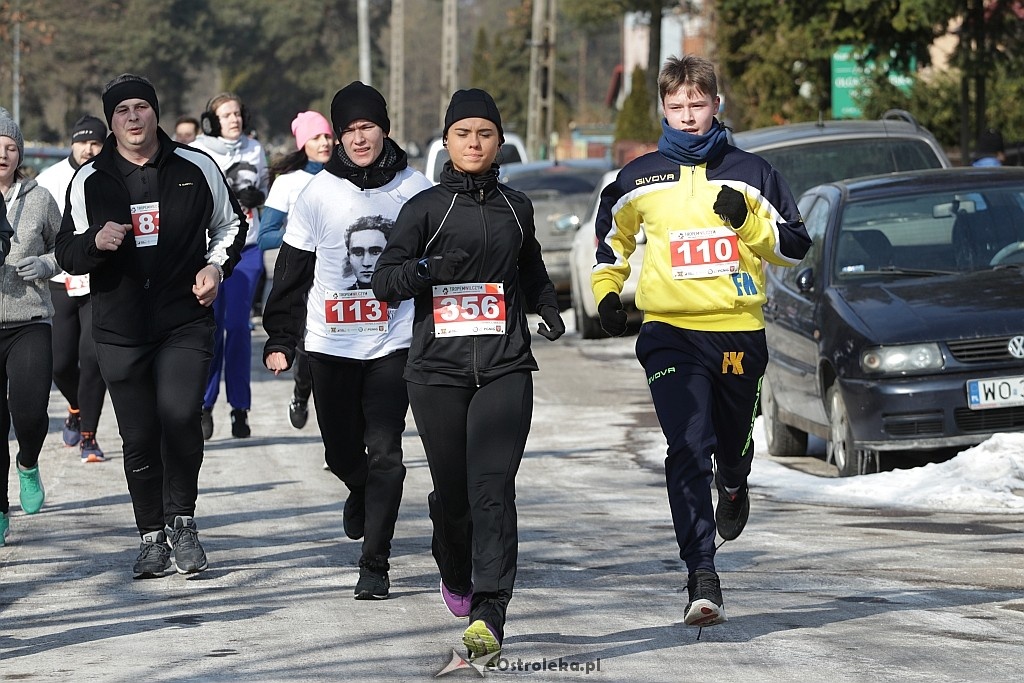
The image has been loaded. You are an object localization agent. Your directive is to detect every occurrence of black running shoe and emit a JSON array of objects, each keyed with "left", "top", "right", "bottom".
[
  {"left": 343, "top": 487, "right": 366, "bottom": 540},
  {"left": 165, "top": 515, "right": 208, "bottom": 575},
  {"left": 354, "top": 567, "right": 390, "bottom": 600},
  {"left": 133, "top": 530, "right": 172, "bottom": 579},
  {"left": 684, "top": 570, "right": 726, "bottom": 626},
  {"left": 201, "top": 407, "right": 214, "bottom": 441},
  {"left": 230, "top": 409, "right": 250, "bottom": 438},
  {"left": 715, "top": 473, "right": 750, "bottom": 541},
  {"left": 288, "top": 396, "right": 308, "bottom": 429}
]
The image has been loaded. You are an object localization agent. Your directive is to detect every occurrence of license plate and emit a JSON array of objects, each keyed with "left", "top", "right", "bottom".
[{"left": 967, "top": 376, "right": 1024, "bottom": 410}]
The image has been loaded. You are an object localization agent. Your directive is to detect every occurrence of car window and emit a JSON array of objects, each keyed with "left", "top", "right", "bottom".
[
  {"left": 759, "top": 139, "right": 946, "bottom": 198},
  {"left": 504, "top": 170, "right": 607, "bottom": 195},
  {"left": 834, "top": 187, "right": 1024, "bottom": 279}
]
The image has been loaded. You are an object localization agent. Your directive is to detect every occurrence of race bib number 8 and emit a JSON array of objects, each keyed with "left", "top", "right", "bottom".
[
  {"left": 130, "top": 202, "right": 160, "bottom": 248},
  {"left": 669, "top": 226, "right": 739, "bottom": 279},
  {"left": 324, "top": 290, "right": 389, "bottom": 334},
  {"left": 432, "top": 283, "right": 506, "bottom": 337}
]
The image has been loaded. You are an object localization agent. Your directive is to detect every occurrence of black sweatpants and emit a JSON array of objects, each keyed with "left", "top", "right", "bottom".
[
  {"left": 635, "top": 321, "right": 767, "bottom": 575},
  {"left": 0, "top": 323, "right": 52, "bottom": 514},
  {"left": 309, "top": 349, "right": 408, "bottom": 571},
  {"left": 49, "top": 281, "right": 107, "bottom": 434},
  {"left": 95, "top": 320, "right": 213, "bottom": 535},
  {"left": 407, "top": 372, "right": 533, "bottom": 640}
]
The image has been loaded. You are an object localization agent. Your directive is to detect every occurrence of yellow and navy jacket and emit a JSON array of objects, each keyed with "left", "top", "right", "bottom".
[{"left": 592, "top": 145, "right": 811, "bottom": 332}]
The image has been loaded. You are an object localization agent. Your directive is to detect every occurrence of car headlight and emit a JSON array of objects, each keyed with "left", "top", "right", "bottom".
[{"left": 860, "top": 344, "right": 944, "bottom": 374}]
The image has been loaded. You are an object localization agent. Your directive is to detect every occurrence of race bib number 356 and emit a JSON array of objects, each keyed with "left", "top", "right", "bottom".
[
  {"left": 432, "top": 283, "right": 506, "bottom": 337},
  {"left": 670, "top": 226, "right": 739, "bottom": 279},
  {"left": 130, "top": 202, "right": 160, "bottom": 248},
  {"left": 324, "top": 290, "right": 389, "bottom": 334}
]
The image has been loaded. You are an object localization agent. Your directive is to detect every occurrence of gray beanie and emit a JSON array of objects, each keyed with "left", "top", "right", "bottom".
[{"left": 0, "top": 107, "right": 23, "bottom": 165}]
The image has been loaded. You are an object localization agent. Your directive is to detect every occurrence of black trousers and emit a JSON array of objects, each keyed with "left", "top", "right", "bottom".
[
  {"left": 408, "top": 372, "right": 533, "bottom": 640},
  {"left": 0, "top": 323, "right": 52, "bottom": 514},
  {"left": 95, "top": 320, "right": 213, "bottom": 535},
  {"left": 49, "top": 281, "right": 107, "bottom": 434},
  {"left": 309, "top": 349, "right": 408, "bottom": 570},
  {"left": 635, "top": 322, "right": 767, "bottom": 575}
]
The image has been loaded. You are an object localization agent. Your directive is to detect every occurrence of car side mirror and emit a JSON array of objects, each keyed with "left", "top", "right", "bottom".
[
  {"left": 796, "top": 267, "right": 814, "bottom": 293},
  {"left": 553, "top": 214, "right": 580, "bottom": 232}
]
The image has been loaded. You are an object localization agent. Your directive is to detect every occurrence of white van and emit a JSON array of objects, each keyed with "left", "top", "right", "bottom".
[{"left": 423, "top": 132, "right": 528, "bottom": 184}]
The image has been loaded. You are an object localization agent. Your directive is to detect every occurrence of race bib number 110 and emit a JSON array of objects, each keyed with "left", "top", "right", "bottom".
[
  {"left": 432, "top": 283, "right": 506, "bottom": 338},
  {"left": 669, "top": 226, "right": 739, "bottom": 279}
]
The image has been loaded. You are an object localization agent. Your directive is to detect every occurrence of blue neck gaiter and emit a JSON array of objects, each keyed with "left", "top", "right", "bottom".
[
  {"left": 304, "top": 160, "right": 325, "bottom": 174},
  {"left": 657, "top": 118, "right": 729, "bottom": 166}
]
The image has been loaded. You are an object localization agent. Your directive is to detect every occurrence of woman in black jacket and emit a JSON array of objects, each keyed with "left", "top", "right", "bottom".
[{"left": 372, "top": 89, "right": 564, "bottom": 660}]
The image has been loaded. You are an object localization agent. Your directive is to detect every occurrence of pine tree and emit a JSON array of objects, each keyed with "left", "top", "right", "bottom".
[{"left": 614, "top": 66, "right": 660, "bottom": 144}]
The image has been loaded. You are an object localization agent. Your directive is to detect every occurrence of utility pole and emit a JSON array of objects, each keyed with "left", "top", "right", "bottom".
[
  {"left": 13, "top": 0, "right": 21, "bottom": 124},
  {"left": 358, "top": 0, "right": 371, "bottom": 86},
  {"left": 389, "top": 0, "right": 405, "bottom": 146},
  {"left": 527, "top": 0, "right": 556, "bottom": 160},
  {"left": 439, "top": 0, "right": 458, "bottom": 128}
]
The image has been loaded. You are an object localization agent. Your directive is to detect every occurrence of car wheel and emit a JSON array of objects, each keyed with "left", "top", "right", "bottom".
[
  {"left": 762, "top": 374, "right": 807, "bottom": 456},
  {"left": 826, "top": 385, "right": 877, "bottom": 477}
]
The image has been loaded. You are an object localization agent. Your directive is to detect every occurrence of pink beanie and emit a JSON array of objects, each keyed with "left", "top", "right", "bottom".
[{"left": 291, "top": 111, "right": 332, "bottom": 150}]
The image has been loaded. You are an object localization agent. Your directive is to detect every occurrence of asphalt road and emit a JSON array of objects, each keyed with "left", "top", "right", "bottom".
[{"left": 2, "top": 322, "right": 1022, "bottom": 682}]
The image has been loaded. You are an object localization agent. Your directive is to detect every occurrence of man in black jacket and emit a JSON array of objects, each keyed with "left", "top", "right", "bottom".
[{"left": 55, "top": 73, "right": 247, "bottom": 578}]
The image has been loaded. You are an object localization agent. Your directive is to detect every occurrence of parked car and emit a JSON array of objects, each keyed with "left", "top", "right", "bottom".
[
  {"left": 20, "top": 145, "right": 70, "bottom": 179},
  {"left": 498, "top": 159, "right": 612, "bottom": 308},
  {"left": 423, "top": 132, "right": 528, "bottom": 185},
  {"left": 568, "top": 169, "right": 646, "bottom": 338},
  {"left": 732, "top": 109, "right": 951, "bottom": 198},
  {"left": 762, "top": 167, "right": 1024, "bottom": 476}
]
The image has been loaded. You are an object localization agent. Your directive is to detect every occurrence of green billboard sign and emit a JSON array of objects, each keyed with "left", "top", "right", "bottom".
[{"left": 832, "top": 45, "right": 916, "bottom": 119}]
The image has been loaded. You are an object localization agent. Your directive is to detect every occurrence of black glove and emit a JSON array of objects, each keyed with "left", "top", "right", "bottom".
[
  {"left": 713, "top": 185, "right": 747, "bottom": 229},
  {"left": 236, "top": 186, "right": 266, "bottom": 210},
  {"left": 419, "top": 248, "right": 469, "bottom": 283},
  {"left": 537, "top": 306, "right": 565, "bottom": 341},
  {"left": 598, "top": 292, "right": 628, "bottom": 337}
]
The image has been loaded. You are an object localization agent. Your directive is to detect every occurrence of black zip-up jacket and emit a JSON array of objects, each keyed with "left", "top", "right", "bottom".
[
  {"left": 372, "top": 162, "right": 558, "bottom": 387},
  {"left": 55, "top": 128, "right": 247, "bottom": 345}
]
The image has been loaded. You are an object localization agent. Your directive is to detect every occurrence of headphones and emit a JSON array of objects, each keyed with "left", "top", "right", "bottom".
[{"left": 200, "top": 93, "right": 248, "bottom": 137}]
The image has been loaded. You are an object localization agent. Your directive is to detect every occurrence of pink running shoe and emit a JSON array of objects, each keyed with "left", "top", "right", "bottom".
[{"left": 440, "top": 579, "right": 472, "bottom": 618}]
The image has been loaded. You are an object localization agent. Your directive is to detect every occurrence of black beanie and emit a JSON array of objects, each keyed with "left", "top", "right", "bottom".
[
  {"left": 331, "top": 81, "right": 390, "bottom": 136},
  {"left": 443, "top": 89, "right": 504, "bottom": 144},
  {"left": 102, "top": 75, "right": 160, "bottom": 127},
  {"left": 71, "top": 115, "right": 107, "bottom": 144}
]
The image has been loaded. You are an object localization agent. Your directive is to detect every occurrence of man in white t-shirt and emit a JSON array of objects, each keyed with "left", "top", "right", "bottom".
[
  {"left": 262, "top": 81, "right": 431, "bottom": 601},
  {"left": 35, "top": 115, "right": 110, "bottom": 462}
]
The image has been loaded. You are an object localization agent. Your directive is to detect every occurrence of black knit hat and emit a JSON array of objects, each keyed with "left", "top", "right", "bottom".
[
  {"left": 71, "top": 115, "right": 107, "bottom": 144},
  {"left": 443, "top": 89, "right": 504, "bottom": 144},
  {"left": 331, "top": 81, "right": 390, "bottom": 136},
  {"left": 101, "top": 74, "right": 160, "bottom": 127},
  {"left": 977, "top": 128, "right": 1004, "bottom": 156}
]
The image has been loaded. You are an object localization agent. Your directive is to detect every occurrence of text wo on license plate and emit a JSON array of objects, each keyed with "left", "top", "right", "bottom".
[{"left": 967, "top": 376, "right": 1024, "bottom": 410}]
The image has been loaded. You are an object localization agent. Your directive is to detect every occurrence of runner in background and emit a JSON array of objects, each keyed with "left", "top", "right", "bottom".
[
  {"left": 191, "top": 93, "right": 268, "bottom": 439},
  {"left": 1, "top": 107, "right": 62, "bottom": 544},
  {"left": 36, "top": 115, "right": 110, "bottom": 462},
  {"left": 256, "top": 111, "right": 334, "bottom": 432}
]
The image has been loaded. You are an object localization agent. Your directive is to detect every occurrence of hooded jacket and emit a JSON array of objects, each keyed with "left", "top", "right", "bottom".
[
  {"left": 55, "top": 128, "right": 247, "bottom": 345},
  {"left": 1, "top": 178, "right": 61, "bottom": 327},
  {"left": 371, "top": 162, "right": 559, "bottom": 387}
]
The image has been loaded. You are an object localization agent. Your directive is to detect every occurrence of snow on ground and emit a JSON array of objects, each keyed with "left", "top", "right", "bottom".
[{"left": 638, "top": 417, "right": 1024, "bottom": 514}]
